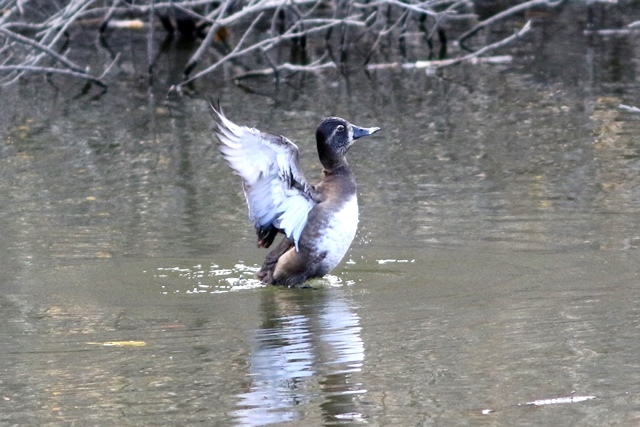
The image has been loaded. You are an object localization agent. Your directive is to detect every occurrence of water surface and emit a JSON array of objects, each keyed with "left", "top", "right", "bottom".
[{"left": 2, "top": 6, "right": 640, "bottom": 426}]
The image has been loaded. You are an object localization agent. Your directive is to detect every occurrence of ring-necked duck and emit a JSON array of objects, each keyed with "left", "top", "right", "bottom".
[{"left": 211, "top": 103, "right": 380, "bottom": 287}]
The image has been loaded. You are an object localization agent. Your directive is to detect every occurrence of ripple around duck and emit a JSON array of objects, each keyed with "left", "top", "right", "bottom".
[
  {"left": 152, "top": 262, "right": 264, "bottom": 294},
  {"left": 150, "top": 261, "right": 359, "bottom": 295}
]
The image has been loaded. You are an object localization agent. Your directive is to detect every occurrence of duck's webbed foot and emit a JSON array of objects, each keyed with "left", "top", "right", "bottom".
[{"left": 257, "top": 237, "right": 295, "bottom": 284}]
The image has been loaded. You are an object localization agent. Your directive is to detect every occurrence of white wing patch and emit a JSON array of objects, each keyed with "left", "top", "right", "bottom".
[
  {"left": 212, "top": 107, "right": 315, "bottom": 250},
  {"left": 275, "top": 193, "right": 313, "bottom": 245}
]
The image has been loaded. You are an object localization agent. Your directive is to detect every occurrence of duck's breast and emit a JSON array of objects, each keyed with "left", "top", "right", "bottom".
[{"left": 308, "top": 194, "right": 359, "bottom": 273}]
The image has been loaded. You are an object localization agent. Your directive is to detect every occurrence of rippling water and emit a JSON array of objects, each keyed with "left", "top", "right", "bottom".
[
  {"left": 232, "top": 289, "right": 365, "bottom": 426},
  {"left": 2, "top": 4, "right": 640, "bottom": 426}
]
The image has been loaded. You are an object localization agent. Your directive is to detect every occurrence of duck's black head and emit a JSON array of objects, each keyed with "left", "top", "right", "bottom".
[{"left": 315, "top": 117, "right": 380, "bottom": 171}]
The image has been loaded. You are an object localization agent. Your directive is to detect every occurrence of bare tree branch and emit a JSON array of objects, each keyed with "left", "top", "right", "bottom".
[
  {"left": 182, "top": 1, "right": 230, "bottom": 77},
  {"left": 459, "top": 0, "right": 563, "bottom": 50},
  {"left": 175, "top": 13, "right": 368, "bottom": 91},
  {"left": 0, "top": 27, "right": 86, "bottom": 73},
  {"left": 444, "top": 19, "right": 532, "bottom": 67},
  {"left": 366, "top": 54, "right": 513, "bottom": 71},
  {"left": 367, "top": 19, "right": 532, "bottom": 71},
  {"left": 0, "top": 0, "right": 629, "bottom": 90},
  {"left": 234, "top": 59, "right": 337, "bottom": 80}
]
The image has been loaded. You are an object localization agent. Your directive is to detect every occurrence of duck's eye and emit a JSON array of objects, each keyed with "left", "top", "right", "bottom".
[{"left": 336, "top": 125, "right": 345, "bottom": 132}]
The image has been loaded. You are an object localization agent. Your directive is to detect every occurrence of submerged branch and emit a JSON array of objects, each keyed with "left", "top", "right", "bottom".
[
  {"left": 234, "top": 60, "right": 337, "bottom": 80},
  {"left": 366, "top": 55, "right": 513, "bottom": 71},
  {"left": 0, "top": 0, "right": 627, "bottom": 90}
]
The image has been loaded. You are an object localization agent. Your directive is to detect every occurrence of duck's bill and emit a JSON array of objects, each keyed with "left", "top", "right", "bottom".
[{"left": 352, "top": 125, "right": 381, "bottom": 139}]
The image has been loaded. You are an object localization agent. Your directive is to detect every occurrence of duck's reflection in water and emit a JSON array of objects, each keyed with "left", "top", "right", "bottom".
[{"left": 233, "top": 286, "right": 366, "bottom": 426}]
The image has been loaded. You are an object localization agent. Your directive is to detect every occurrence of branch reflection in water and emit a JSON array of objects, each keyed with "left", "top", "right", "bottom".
[{"left": 233, "top": 287, "right": 366, "bottom": 426}]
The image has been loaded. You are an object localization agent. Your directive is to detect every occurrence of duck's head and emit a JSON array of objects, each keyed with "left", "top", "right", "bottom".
[{"left": 316, "top": 117, "right": 380, "bottom": 170}]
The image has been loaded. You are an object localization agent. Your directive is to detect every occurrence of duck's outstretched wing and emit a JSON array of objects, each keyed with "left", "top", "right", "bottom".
[{"left": 210, "top": 103, "right": 318, "bottom": 250}]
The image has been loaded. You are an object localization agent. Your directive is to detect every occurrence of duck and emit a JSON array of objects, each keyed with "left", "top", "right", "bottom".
[{"left": 210, "top": 103, "right": 380, "bottom": 287}]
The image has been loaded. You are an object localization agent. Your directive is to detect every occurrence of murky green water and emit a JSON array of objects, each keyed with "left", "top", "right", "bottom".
[{"left": 2, "top": 6, "right": 640, "bottom": 426}]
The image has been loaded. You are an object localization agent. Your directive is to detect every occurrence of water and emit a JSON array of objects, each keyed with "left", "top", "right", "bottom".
[{"left": 2, "top": 6, "right": 640, "bottom": 426}]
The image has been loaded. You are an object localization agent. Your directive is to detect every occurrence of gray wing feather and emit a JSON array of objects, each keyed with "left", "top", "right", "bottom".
[{"left": 211, "top": 105, "right": 316, "bottom": 250}]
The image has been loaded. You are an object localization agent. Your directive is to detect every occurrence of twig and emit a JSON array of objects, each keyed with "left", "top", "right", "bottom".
[
  {"left": 99, "top": 0, "right": 122, "bottom": 33},
  {"left": 445, "top": 20, "right": 532, "bottom": 67},
  {"left": 363, "top": 22, "right": 390, "bottom": 67},
  {"left": 176, "top": 14, "right": 366, "bottom": 89},
  {"left": 182, "top": 10, "right": 266, "bottom": 84},
  {"left": 0, "top": 3, "right": 16, "bottom": 26},
  {"left": 98, "top": 52, "right": 121, "bottom": 80},
  {"left": 0, "top": 27, "right": 86, "bottom": 73},
  {"left": 364, "top": 19, "right": 531, "bottom": 72},
  {"left": 459, "top": 0, "right": 563, "bottom": 51},
  {"left": 40, "top": 0, "right": 98, "bottom": 49},
  {"left": 0, "top": 0, "right": 577, "bottom": 90},
  {"left": 183, "top": 0, "right": 230, "bottom": 77}
]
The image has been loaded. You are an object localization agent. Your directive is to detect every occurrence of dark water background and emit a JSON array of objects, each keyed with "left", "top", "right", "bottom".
[{"left": 2, "top": 3, "right": 640, "bottom": 426}]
